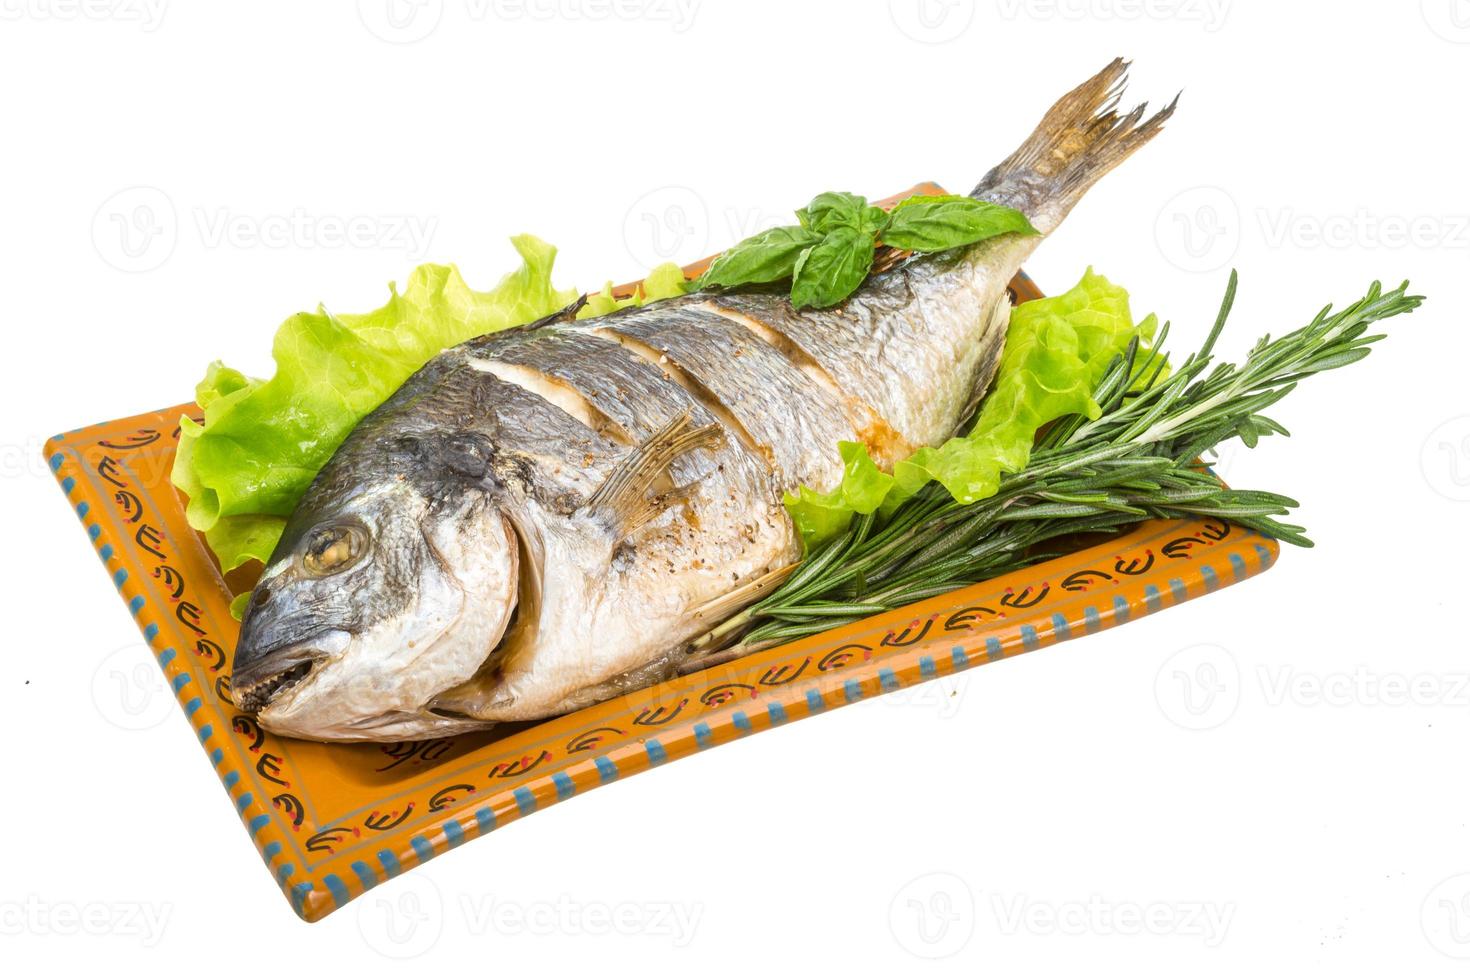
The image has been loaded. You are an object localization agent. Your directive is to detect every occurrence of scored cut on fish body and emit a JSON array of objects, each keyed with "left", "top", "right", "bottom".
[
  {"left": 231, "top": 58, "right": 1177, "bottom": 740},
  {"left": 593, "top": 305, "right": 859, "bottom": 488}
]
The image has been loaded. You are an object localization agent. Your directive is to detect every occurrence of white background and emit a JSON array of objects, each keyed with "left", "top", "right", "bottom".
[{"left": 2, "top": 1, "right": 1467, "bottom": 974}]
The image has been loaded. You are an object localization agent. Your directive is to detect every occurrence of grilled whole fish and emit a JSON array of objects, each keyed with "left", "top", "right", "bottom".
[{"left": 231, "top": 60, "right": 1174, "bottom": 740}]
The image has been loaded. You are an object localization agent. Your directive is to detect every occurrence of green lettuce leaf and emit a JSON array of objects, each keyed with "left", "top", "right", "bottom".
[
  {"left": 575, "top": 261, "right": 691, "bottom": 319},
  {"left": 784, "top": 441, "right": 896, "bottom": 546},
  {"left": 172, "top": 234, "right": 578, "bottom": 573},
  {"left": 785, "top": 268, "right": 1157, "bottom": 549}
]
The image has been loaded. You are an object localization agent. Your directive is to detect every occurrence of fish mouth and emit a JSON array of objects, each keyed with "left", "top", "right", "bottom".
[
  {"left": 232, "top": 630, "right": 349, "bottom": 713},
  {"left": 235, "top": 660, "right": 314, "bottom": 713}
]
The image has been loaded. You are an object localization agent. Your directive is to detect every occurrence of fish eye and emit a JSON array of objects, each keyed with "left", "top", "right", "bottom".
[{"left": 302, "top": 523, "right": 368, "bottom": 576}]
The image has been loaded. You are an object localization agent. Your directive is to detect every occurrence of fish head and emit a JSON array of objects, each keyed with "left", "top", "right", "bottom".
[{"left": 231, "top": 434, "right": 521, "bottom": 740}]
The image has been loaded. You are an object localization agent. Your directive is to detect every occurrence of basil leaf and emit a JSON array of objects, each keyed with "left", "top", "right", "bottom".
[
  {"left": 890, "top": 193, "right": 971, "bottom": 212},
  {"left": 701, "top": 191, "right": 1035, "bottom": 310},
  {"left": 859, "top": 204, "right": 891, "bottom": 239},
  {"left": 797, "top": 191, "right": 869, "bottom": 234},
  {"left": 700, "top": 225, "right": 822, "bottom": 288},
  {"left": 790, "top": 227, "right": 876, "bottom": 309},
  {"left": 881, "top": 197, "right": 1037, "bottom": 252}
]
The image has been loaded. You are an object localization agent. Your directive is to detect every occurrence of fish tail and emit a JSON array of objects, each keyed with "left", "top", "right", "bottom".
[{"left": 972, "top": 57, "right": 1178, "bottom": 232}]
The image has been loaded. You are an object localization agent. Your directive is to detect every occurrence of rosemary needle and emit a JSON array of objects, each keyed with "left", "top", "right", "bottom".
[{"left": 708, "top": 273, "right": 1422, "bottom": 656}]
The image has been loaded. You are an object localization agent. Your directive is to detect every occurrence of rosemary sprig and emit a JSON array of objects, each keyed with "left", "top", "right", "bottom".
[{"left": 698, "top": 273, "right": 1421, "bottom": 657}]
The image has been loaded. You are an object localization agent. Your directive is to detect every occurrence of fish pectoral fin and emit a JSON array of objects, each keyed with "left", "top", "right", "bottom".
[
  {"left": 685, "top": 562, "right": 797, "bottom": 633},
  {"left": 613, "top": 483, "right": 699, "bottom": 538},
  {"left": 428, "top": 672, "right": 514, "bottom": 721},
  {"left": 583, "top": 409, "right": 722, "bottom": 535}
]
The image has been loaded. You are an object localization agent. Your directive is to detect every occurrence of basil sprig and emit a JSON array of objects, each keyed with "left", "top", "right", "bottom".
[{"left": 698, "top": 191, "right": 1037, "bottom": 309}]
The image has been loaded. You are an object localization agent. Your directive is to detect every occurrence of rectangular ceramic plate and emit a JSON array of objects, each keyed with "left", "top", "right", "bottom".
[{"left": 47, "top": 184, "right": 1279, "bottom": 922}]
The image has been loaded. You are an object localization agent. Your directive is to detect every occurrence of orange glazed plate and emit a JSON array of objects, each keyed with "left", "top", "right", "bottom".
[{"left": 46, "top": 185, "right": 1279, "bottom": 923}]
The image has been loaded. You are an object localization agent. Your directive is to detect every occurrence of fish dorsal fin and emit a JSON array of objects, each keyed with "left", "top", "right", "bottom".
[{"left": 583, "top": 409, "right": 722, "bottom": 535}]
